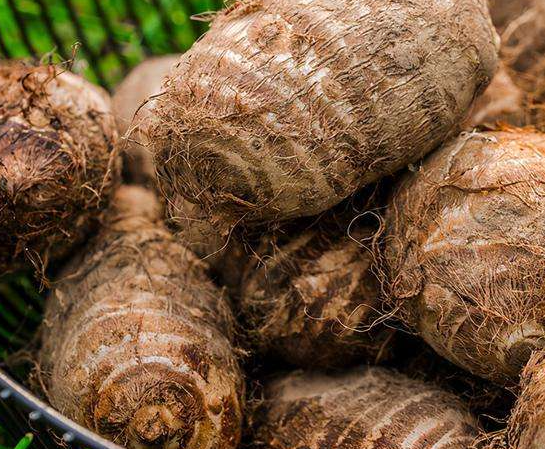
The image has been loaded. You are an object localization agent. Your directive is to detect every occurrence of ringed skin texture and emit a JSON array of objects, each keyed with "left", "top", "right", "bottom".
[
  {"left": 240, "top": 226, "right": 392, "bottom": 368},
  {"left": 0, "top": 62, "right": 119, "bottom": 274},
  {"left": 39, "top": 186, "right": 244, "bottom": 449},
  {"left": 151, "top": 0, "right": 499, "bottom": 227},
  {"left": 384, "top": 129, "right": 545, "bottom": 449},
  {"left": 252, "top": 366, "right": 479, "bottom": 449}
]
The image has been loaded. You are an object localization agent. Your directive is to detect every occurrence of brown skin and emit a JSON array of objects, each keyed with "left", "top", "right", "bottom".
[
  {"left": 488, "top": 0, "right": 536, "bottom": 31},
  {"left": 39, "top": 186, "right": 244, "bottom": 449},
  {"left": 506, "top": 352, "right": 545, "bottom": 449},
  {"left": 499, "top": 2, "right": 545, "bottom": 131},
  {"left": 151, "top": 0, "right": 498, "bottom": 227},
  {"left": 113, "top": 55, "right": 180, "bottom": 186},
  {"left": 466, "top": 63, "right": 526, "bottom": 129},
  {"left": 240, "top": 225, "right": 393, "bottom": 368},
  {"left": 253, "top": 366, "right": 479, "bottom": 449},
  {"left": 385, "top": 129, "right": 545, "bottom": 386},
  {"left": 384, "top": 129, "right": 545, "bottom": 448},
  {"left": 500, "top": 1, "right": 545, "bottom": 76},
  {"left": 470, "top": 3, "right": 545, "bottom": 133},
  {"left": 0, "top": 62, "right": 119, "bottom": 274}
]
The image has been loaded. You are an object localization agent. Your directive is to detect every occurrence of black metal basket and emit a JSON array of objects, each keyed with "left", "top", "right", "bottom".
[{"left": 0, "top": 1, "right": 224, "bottom": 447}]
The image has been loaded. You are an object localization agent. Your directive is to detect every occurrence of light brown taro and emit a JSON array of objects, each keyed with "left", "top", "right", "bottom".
[
  {"left": 253, "top": 366, "right": 479, "bottom": 449},
  {"left": 113, "top": 55, "right": 180, "bottom": 186},
  {"left": 240, "top": 225, "right": 393, "bottom": 368},
  {"left": 151, "top": 0, "right": 499, "bottom": 226},
  {"left": 500, "top": 1, "right": 545, "bottom": 130},
  {"left": 113, "top": 56, "right": 246, "bottom": 288},
  {"left": 385, "top": 129, "right": 545, "bottom": 449},
  {"left": 488, "top": 0, "right": 537, "bottom": 31},
  {"left": 39, "top": 186, "right": 244, "bottom": 449}
]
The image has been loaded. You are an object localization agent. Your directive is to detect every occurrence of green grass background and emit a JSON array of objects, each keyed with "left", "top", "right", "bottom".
[
  {"left": 0, "top": 0, "right": 225, "bottom": 445},
  {"left": 0, "top": 0, "right": 225, "bottom": 89}
]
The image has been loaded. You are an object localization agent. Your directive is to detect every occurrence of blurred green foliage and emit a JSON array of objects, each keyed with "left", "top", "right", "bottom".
[
  {"left": 0, "top": 432, "right": 33, "bottom": 449},
  {"left": 0, "top": 273, "right": 43, "bottom": 361},
  {"left": 0, "top": 0, "right": 225, "bottom": 88}
]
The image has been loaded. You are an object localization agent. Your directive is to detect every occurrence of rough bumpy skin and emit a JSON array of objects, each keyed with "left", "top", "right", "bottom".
[
  {"left": 0, "top": 62, "right": 119, "bottom": 273},
  {"left": 151, "top": 0, "right": 499, "bottom": 226},
  {"left": 39, "top": 186, "right": 244, "bottom": 449},
  {"left": 507, "top": 352, "right": 545, "bottom": 449},
  {"left": 466, "top": 63, "right": 525, "bottom": 128},
  {"left": 240, "top": 226, "right": 392, "bottom": 368},
  {"left": 253, "top": 366, "right": 479, "bottom": 449},
  {"left": 385, "top": 130, "right": 545, "bottom": 386},
  {"left": 113, "top": 55, "right": 180, "bottom": 186}
]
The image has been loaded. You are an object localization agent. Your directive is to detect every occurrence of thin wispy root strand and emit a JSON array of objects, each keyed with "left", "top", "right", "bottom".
[
  {"left": 150, "top": 0, "right": 498, "bottom": 227},
  {"left": 0, "top": 61, "right": 120, "bottom": 275}
]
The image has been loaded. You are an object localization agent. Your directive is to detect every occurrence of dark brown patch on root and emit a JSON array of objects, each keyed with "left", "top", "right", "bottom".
[{"left": 0, "top": 61, "right": 120, "bottom": 274}]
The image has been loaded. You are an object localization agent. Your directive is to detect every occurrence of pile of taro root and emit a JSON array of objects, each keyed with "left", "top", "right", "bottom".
[{"left": 2, "top": 0, "right": 545, "bottom": 448}]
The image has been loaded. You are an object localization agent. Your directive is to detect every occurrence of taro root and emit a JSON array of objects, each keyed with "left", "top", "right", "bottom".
[
  {"left": 499, "top": 1, "right": 545, "bottom": 130},
  {"left": 384, "top": 129, "right": 545, "bottom": 448},
  {"left": 466, "top": 63, "right": 526, "bottom": 128},
  {"left": 488, "top": 0, "right": 536, "bottom": 31},
  {"left": 500, "top": 0, "right": 545, "bottom": 76},
  {"left": 0, "top": 62, "right": 119, "bottom": 274},
  {"left": 240, "top": 225, "right": 392, "bottom": 368},
  {"left": 39, "top": 186, "right": 244, "bottom": 449},
  {"left": 113, "top": 55, "right": 180, "bottom": 186},
  {"left": 151, "top": 0, "right": 499, "bottom": 227},
  {"left": 252, "top": 366, "right": 479, "bottom": 449},
  {"left": 506, "top": 352, "right": 545, "bottom": 449}
]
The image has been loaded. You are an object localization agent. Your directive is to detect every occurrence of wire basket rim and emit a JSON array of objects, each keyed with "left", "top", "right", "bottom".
[{"left": 0, "top": 369, "right": 123, "bottom": 449}]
